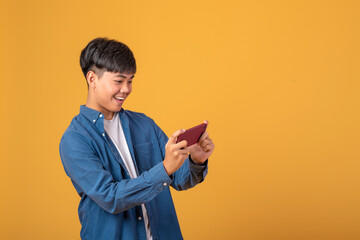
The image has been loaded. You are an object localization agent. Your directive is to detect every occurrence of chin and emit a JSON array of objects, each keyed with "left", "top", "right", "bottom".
[{"left": 113, "top": 104, "right": 123, "bottom": 111}]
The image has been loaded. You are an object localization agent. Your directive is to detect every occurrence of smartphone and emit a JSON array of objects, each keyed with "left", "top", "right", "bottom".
[{"left": 176, "top": 123, "right": 208, "bottom": 147}]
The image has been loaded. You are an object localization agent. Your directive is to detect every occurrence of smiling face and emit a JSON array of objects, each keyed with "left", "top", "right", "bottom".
[{"left": 86, "top": 70, "right": 134, "bottom": 120}]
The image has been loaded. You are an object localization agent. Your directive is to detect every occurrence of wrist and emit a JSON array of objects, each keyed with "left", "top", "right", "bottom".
[
  {"left": 162, "top": 161, "right": 174, "bottom": 176},
  {"left": 189, "top": 155, "right": 207, "bottom": 166}
]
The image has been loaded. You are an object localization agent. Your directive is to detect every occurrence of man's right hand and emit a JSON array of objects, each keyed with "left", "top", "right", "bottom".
[{"left": 163, "top": 129, "right": 189, "bottom": 176}]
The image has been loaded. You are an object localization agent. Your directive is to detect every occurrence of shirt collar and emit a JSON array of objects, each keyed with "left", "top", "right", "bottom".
[{"left": 80, "top": 105, "right": 124, "bottom": 123}]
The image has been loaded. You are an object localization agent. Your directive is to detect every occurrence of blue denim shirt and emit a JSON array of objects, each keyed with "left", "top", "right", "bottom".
[{"left": 59, "top": 105, "right": 208, "bottom": 240}]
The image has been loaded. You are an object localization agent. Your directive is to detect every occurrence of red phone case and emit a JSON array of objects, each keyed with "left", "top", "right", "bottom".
[{"left": 176, "top": 123, "right": 208, "bottom": 146}]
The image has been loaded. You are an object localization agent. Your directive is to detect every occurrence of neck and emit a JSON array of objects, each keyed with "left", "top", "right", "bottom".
[{"left": 86, "top": 97, "right": 115, "bottom": 120}]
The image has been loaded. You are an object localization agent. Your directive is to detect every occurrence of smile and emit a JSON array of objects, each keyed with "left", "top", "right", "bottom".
[{"left": 114, "top": 96, "right": 125, "bottom": 104}]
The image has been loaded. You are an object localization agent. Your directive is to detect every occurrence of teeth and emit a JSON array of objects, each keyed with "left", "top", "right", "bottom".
[{"left": 115, "top": 97, "right": 124, "bottom": 100}]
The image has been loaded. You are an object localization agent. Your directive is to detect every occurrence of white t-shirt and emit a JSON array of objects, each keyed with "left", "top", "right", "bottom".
[{"left": 104, "top": 112, "right": 152, "bottom": 240}]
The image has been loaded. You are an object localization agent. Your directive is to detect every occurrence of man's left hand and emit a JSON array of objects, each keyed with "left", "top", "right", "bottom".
[{"left": 188, "top": 121, "right": 215, "bottom": 164}]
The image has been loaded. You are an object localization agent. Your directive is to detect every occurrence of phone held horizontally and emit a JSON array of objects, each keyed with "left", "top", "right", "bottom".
[{"left": 176, "top": 123, "right": 207, "bottom": 147}]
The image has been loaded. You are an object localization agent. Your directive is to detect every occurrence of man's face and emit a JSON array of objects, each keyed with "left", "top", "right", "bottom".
[{"left": 90, "top": 71, "right": 134, "bottom": 119}]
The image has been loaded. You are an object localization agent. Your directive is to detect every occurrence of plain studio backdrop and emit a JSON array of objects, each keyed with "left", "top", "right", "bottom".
[{"left": 1, "top": 0, "right": 359, "bottom": 239}]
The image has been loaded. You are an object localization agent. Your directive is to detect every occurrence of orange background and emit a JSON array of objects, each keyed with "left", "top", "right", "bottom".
[{"left": 1, "top": 0, "right": 360, "bottom": 239}]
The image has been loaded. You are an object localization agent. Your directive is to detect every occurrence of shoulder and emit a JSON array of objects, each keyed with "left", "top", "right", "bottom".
[
  {"left": 61, "top": 113, "right": 84, "bottom": 134},
  {"left": 121, "top": 109, "right": 165, "bottom": 137},
  {"left": 59, "top": 114, "right": 92, "bottom": 148},
  {"left": 122, "top": 109, "right": 156, "bottom": 125},
  {"left": 122, "top": 109, "right": 151, "bottom": 119}
]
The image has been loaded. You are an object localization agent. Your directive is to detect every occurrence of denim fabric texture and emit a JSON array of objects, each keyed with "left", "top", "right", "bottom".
[{"left": 59, "top": 105, "right": 208, "bottom": 240}]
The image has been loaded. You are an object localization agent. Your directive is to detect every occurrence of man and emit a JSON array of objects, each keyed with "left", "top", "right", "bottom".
[{"left": 59, "top": 37, "right": 215, "bottom": 240}]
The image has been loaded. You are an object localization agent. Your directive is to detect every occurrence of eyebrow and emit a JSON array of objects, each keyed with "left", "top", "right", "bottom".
[{"left": 114, "top": 74, "right": 135, "bottom": 79}]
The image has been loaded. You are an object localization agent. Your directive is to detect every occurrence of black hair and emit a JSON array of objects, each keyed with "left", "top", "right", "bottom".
[{"left": 80, "top": 37, "right": 136, "bottom": 86}]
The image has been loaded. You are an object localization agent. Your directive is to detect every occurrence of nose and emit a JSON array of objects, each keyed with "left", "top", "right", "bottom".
[{"left": 120, "top": 82, "right": 130, "bottom": 93}]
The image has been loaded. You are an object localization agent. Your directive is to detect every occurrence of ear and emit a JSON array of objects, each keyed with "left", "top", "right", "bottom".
[{"left": 86, "top": 71, "right": 97, "bottom": 89}]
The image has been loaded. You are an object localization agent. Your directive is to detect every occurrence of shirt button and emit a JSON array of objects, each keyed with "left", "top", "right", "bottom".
[
  {"left": 102, "top": 133, "right": 105, "bottom": 137},
  {"left": 138, "top": 216, "right": 142, "bottom": 221},
  {"left": 99, "top": 114, "right": 103, "bottom": 117},
  {"left": 163, "top": 182, "right": 168, "bottom": 186},
  {"left": 93, "top": 120, "right": 96, "bottom": 123}
]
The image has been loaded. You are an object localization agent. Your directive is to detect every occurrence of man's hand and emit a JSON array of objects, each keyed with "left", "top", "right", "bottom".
[
  {"left": 188, "top": 120, "right": 215, "bottom": 164},
  {"left": 163, "top": 129, "right": 190, "bottom": 176}
]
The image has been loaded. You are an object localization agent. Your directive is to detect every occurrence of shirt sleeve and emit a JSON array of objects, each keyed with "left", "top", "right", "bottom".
[
  {"left": 149, "top": 118, "right": 209, "bottom": 191},
  {"left": 59, "top": 131, "right": 173, "bottom": 214}
]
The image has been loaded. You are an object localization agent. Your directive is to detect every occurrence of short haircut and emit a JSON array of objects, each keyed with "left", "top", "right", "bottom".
[{"left": 80, "top": 37, "right": 136, "bottom": 86}]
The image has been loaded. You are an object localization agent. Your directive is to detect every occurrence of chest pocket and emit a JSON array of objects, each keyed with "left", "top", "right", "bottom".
[{"left": 133, "top": 141, "right": 155, "bottom": 173}]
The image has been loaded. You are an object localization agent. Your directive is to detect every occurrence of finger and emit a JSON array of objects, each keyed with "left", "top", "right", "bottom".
[
  {"left": 169, "top": 129, "right": 185, "bottom": 144},
  {"left": 175, "top": 140, "right": 188, "bottom": 150},
  {"left": 203, "top": 143, "right": 214, "bottom": 152},
  {"left": 172, "top": 148, "right": 189, "bottom": 158},
  {"left": 198, "top": 131, "right": 209, "bottom": 144},
  {"left": 203, "top": 145, "right": 211, "bottom": 152},
  {"left": 200, "top": 138, "right": 211, "bottom": 149},
  {"left": 199, "top": 120, "right": 209, "bottom": 142},
  {"left": 177, "top": 148, "right": 190, "bottom": 156}
]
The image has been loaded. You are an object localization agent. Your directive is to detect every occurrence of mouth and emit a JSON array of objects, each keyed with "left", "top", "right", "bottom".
[{"left": 114, "top": 96, "right": 125, "bottom": 103}]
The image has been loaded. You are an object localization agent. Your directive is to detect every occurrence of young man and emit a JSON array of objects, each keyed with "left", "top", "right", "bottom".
[{"left": 59, "top": 37, "right": 214, "bottom": 240}]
